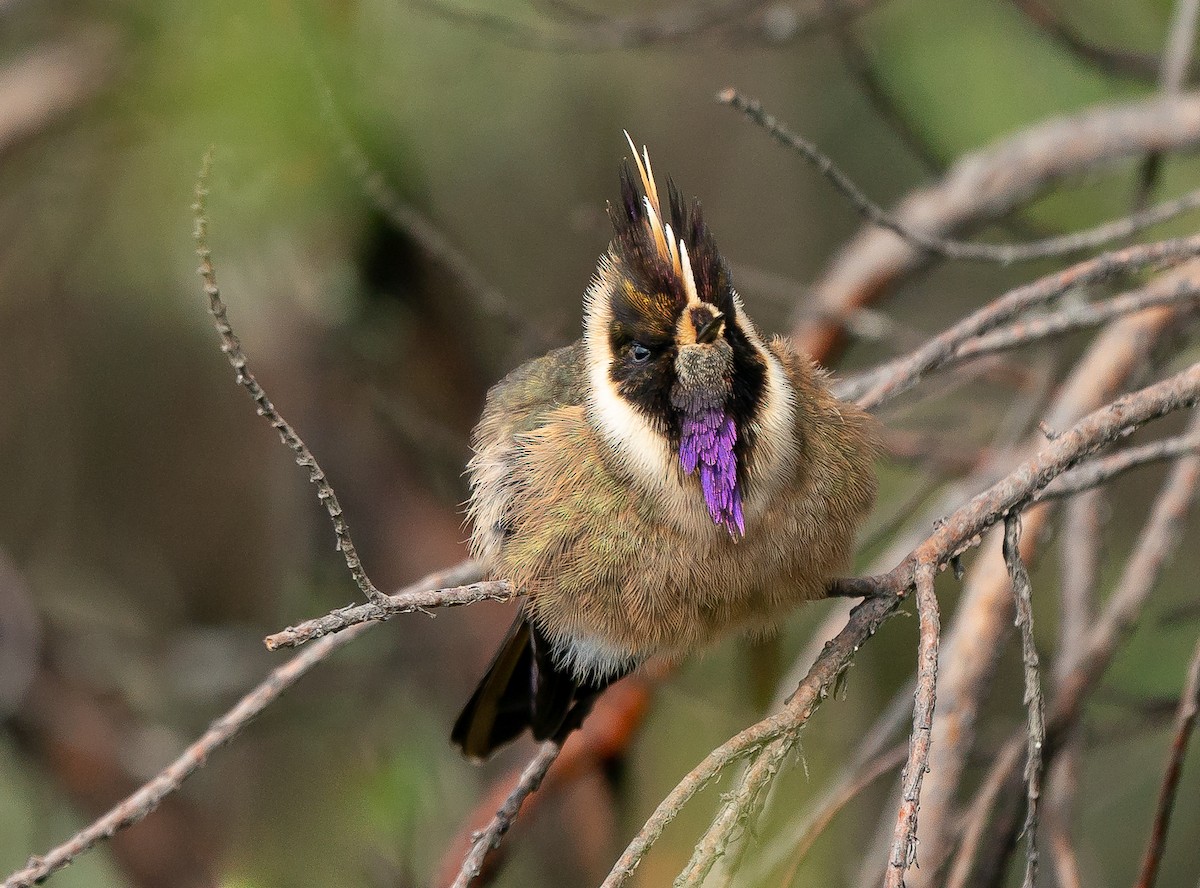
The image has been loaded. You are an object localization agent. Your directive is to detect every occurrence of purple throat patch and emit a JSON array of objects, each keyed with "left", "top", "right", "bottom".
[{"left": 679, "top": 406, "right": 745, "bottom": 537}]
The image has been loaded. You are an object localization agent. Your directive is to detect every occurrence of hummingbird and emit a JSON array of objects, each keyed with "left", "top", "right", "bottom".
[{"left": 452, "top": 136, "right": 878, "bottom": 759}]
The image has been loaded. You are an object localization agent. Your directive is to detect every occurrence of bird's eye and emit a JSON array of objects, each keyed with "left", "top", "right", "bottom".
[{"left": 630, "top": 342, "right": 652, "bottom": 364}]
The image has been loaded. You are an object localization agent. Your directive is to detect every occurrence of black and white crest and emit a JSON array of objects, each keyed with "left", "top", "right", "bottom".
[{"left": 606, "top": 133, "right": 735, "bottom": 325}]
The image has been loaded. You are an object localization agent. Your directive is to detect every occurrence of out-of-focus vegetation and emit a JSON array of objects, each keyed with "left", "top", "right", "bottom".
[{"left": 1, "top": 1, "right": 1198, "bottom": 886}]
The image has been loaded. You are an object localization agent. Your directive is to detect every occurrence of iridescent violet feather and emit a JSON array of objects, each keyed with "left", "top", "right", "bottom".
[{"left": 679, "top": 405, "right": 744, "bottom": 537}]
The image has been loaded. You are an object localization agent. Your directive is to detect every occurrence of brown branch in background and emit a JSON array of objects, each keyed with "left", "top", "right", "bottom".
[
  {"left": 411, "top": 0, "right": 877, "bottom": 52},
  {"left": 434, "top": 677, "right": 654, "bottom": 888},
  {"left": 1036, "top": 430, "right": 1200, "bottom": 501},
  {"left": 1044, "top": 486, "right": 1103, "bottom": 888},
  {"left": 884, "top": 563, "right": 939, "bottom": 888},
  {"left": 819, "top": 0, "right": 942, "bottom": 172},
  {"left": 450, "top": 742, "right": 561, "bottom": 888},
  {"left": 1134, "top": 633, "right": 1200, "bottom": 888},
  {"left": 0, "top": 559, "right": 484, "bottom": 888},
  {"left": 2, "top": 630, "right": 369, "bottom": 888},
  {"left": 719, "top": 89, "right": 1200, "bottom": 266},
  {"left": 1002, "top": 515, "right": 1046, "bottom": 888},
  {"left": 789, "top": 92, "right": 1200, "bottom": 361},
  {"left": 193, "top": 152, "right": 387, "bottom": 605},
  {"left": 0, "top": 31, "right": 116, "bottom": 158},
  {"left": 949, "top": 409, "right": 1200, "bottom": 888},
  {"left": 950, "top": 276, "right": 1200, "bottom": 364},
  {"left": 775, "top": 744, "right": 908, "bottom": 887},
  {"left": 902, "top": 270, "right": 1194, "bottom": 888},
  {"left": 1005, "top": 0, "right": 1190, "bottom": 82},
  {"left": 831, "top": 238, "right": 1200, "bottom": 409},
  {"left": 1133, "top": 0, "right": 1200, "bottom": 206},
  {"left": 304, "top": 63, "right": 550, "bottom": 358},
  {"left": 263, "top": 577, "right": 511, "bottom": 650}
]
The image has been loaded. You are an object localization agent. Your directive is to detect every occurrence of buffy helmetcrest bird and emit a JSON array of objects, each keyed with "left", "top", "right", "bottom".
[{"left": 452, "top": 135, "right": 878, "bottom": 759}]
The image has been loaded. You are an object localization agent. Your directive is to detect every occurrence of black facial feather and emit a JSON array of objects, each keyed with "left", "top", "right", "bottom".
[{"left": 724, "top": 323, "right": 767, "bottom": 484}]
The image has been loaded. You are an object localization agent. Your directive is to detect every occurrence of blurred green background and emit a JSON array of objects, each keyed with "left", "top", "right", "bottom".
[{"left": 1, "top": 0, "right": 1198, "bottom": 886}]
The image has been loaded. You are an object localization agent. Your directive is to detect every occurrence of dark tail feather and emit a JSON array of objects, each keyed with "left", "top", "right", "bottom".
[
  {"left": 452, "top": 614, "right": 629, "bottom": 759},
  {"left": 452, "top": 616, "right": 540, "bottom": 759}
]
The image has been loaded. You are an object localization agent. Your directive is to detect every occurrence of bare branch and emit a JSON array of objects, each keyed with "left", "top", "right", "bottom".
[
  {"left": 1, "top": 561, "right": 483, "bottom": 888},
  {"left": 1002, "top": 515, "right": 1046, "bottom": 888},
  {"left": 900, "top": 280, "right": 1192, "bottom": 887},
  {"left": 884, "top": 563, "right": 939, "bottom": 888},
  {"left": 951, "top": 276, "right": 1200, "bottom": 365},
  {"left": 674, "top": 734, "right": 796, "bottom": 886},
  {"left": 411, "top": 0, "right": 874, "bottom": 52},
  {"left": 828, "top": 236, "right": 1200, "bottom": 409},
  {"left": 264, "top": 578, "right": 512, "bottom": 650},
  {"left": 719, "top": 89, "right": 1200, "bottom": 266},
  {"left": 3, "top": 631, "right": 368, "bottom": 888},
  {"left": 774, "top": 744, "right": 907, "bottom": 885},
  {"left": 1037, "top": 430, "right": 1200, "bottom": 501},
  {"left": 1005, "top": 0, "right": 1192, "bottom": 82},
  {"left": 450, "top": 742, "right": 561, "bottom": 888},
  {"left": 949, "top": 409, "right": 1200, "bottom": 888},
  {"left": 1133, "top": 633, "right": 1200, "bottom": 888},
  {"left": 1133, "top": 0, "right": 1200, "bottom": 204},
  {"left": 193, "top": 151, "right": 388, "bottom": 605},
  {"left": 793, "top": 92, "right": 1200, "bottom": 361}
]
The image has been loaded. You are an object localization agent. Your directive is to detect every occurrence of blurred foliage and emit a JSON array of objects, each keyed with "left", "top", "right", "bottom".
[{"left": 1, "top": 0, "right": 1199, "bottom": 886}]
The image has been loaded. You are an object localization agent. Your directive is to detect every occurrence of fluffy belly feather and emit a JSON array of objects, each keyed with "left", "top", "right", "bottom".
[{"left": 470, "top": 404, "right": 872, "bottom": 682}]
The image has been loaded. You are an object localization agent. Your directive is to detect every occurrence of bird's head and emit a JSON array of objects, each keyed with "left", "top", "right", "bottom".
[{"left": 583, "top": 135, "right": 775, "bottom": 539}]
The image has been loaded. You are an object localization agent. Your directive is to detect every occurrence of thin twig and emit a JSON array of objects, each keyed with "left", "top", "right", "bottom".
[
  {"left": 1005, "top": 0, "right": 1194, "bottom": 82},
  {"left": 776, "top": 744, "right": 908, "bottom": 887},
  {"left": 950, "top": 410, "right": 1200, "bottom": 888},
  {"left": 1044, "top": 487, "right": 1102, "bottom": 888},
  {"left": 412, "top": 0, "right": 871, "bottom": 52},
  {"left": 1036, "top": 431, "right": 1200, "bottom": 501},
  {"left": 877, "top": 289, "right": 1191, "bottom": 888},
  {"left": 1133, "top": 633, "right": 1200, "bottom": 888},
  {"left": 1, "top": 560, "right": 483, "bottom": 888},
  {"left": 838, "top": 273, "right": 1200, "bottom": 404},
  {"left": 264, "top": 578, "right": 512, "bottom": 650},
  {"left": 193, "top": 151, "right": 388, "bottom": 605},
  {"left": 719, "top": 89, "right": 1200, "bottom": 265},
  {"left": 673, "top": 734, "right": 796, "bottom": 886},
  {"left": 884, "top": 562, "right": 939, "bottom": 888},
  {"left": 952, "top": 277, "right": 1200, "bottom": 364},
  {"left": 1133, "top": 0, "right": 1200, "bottom": 205},
  {"left": 827, "top": 235, "right": 1200, "bottom": 409},
  {"left": 1003, "top": 515, "right": 1047, "bottom": 888},
  {"left": 598, "top": 592, "right": 903, "bottom": 888},
  {"left": 3, "top": 628, "right": 369, "bottom": 888},
  {"left": 451, "top": 742, "right": 562, "bottom": 888},
  {"left": 796, "top": 93, "right": 1200, "bottom": 363}
]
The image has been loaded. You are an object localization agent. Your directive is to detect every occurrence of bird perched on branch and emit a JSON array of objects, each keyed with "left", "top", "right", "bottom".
[{"left": 452, "top": 136, "right": 878, "bottom": 759}]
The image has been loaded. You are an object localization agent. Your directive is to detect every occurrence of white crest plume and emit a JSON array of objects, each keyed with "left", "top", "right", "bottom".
[{"left": 623, "top": 131, "right": 701, "bottom": 307}]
